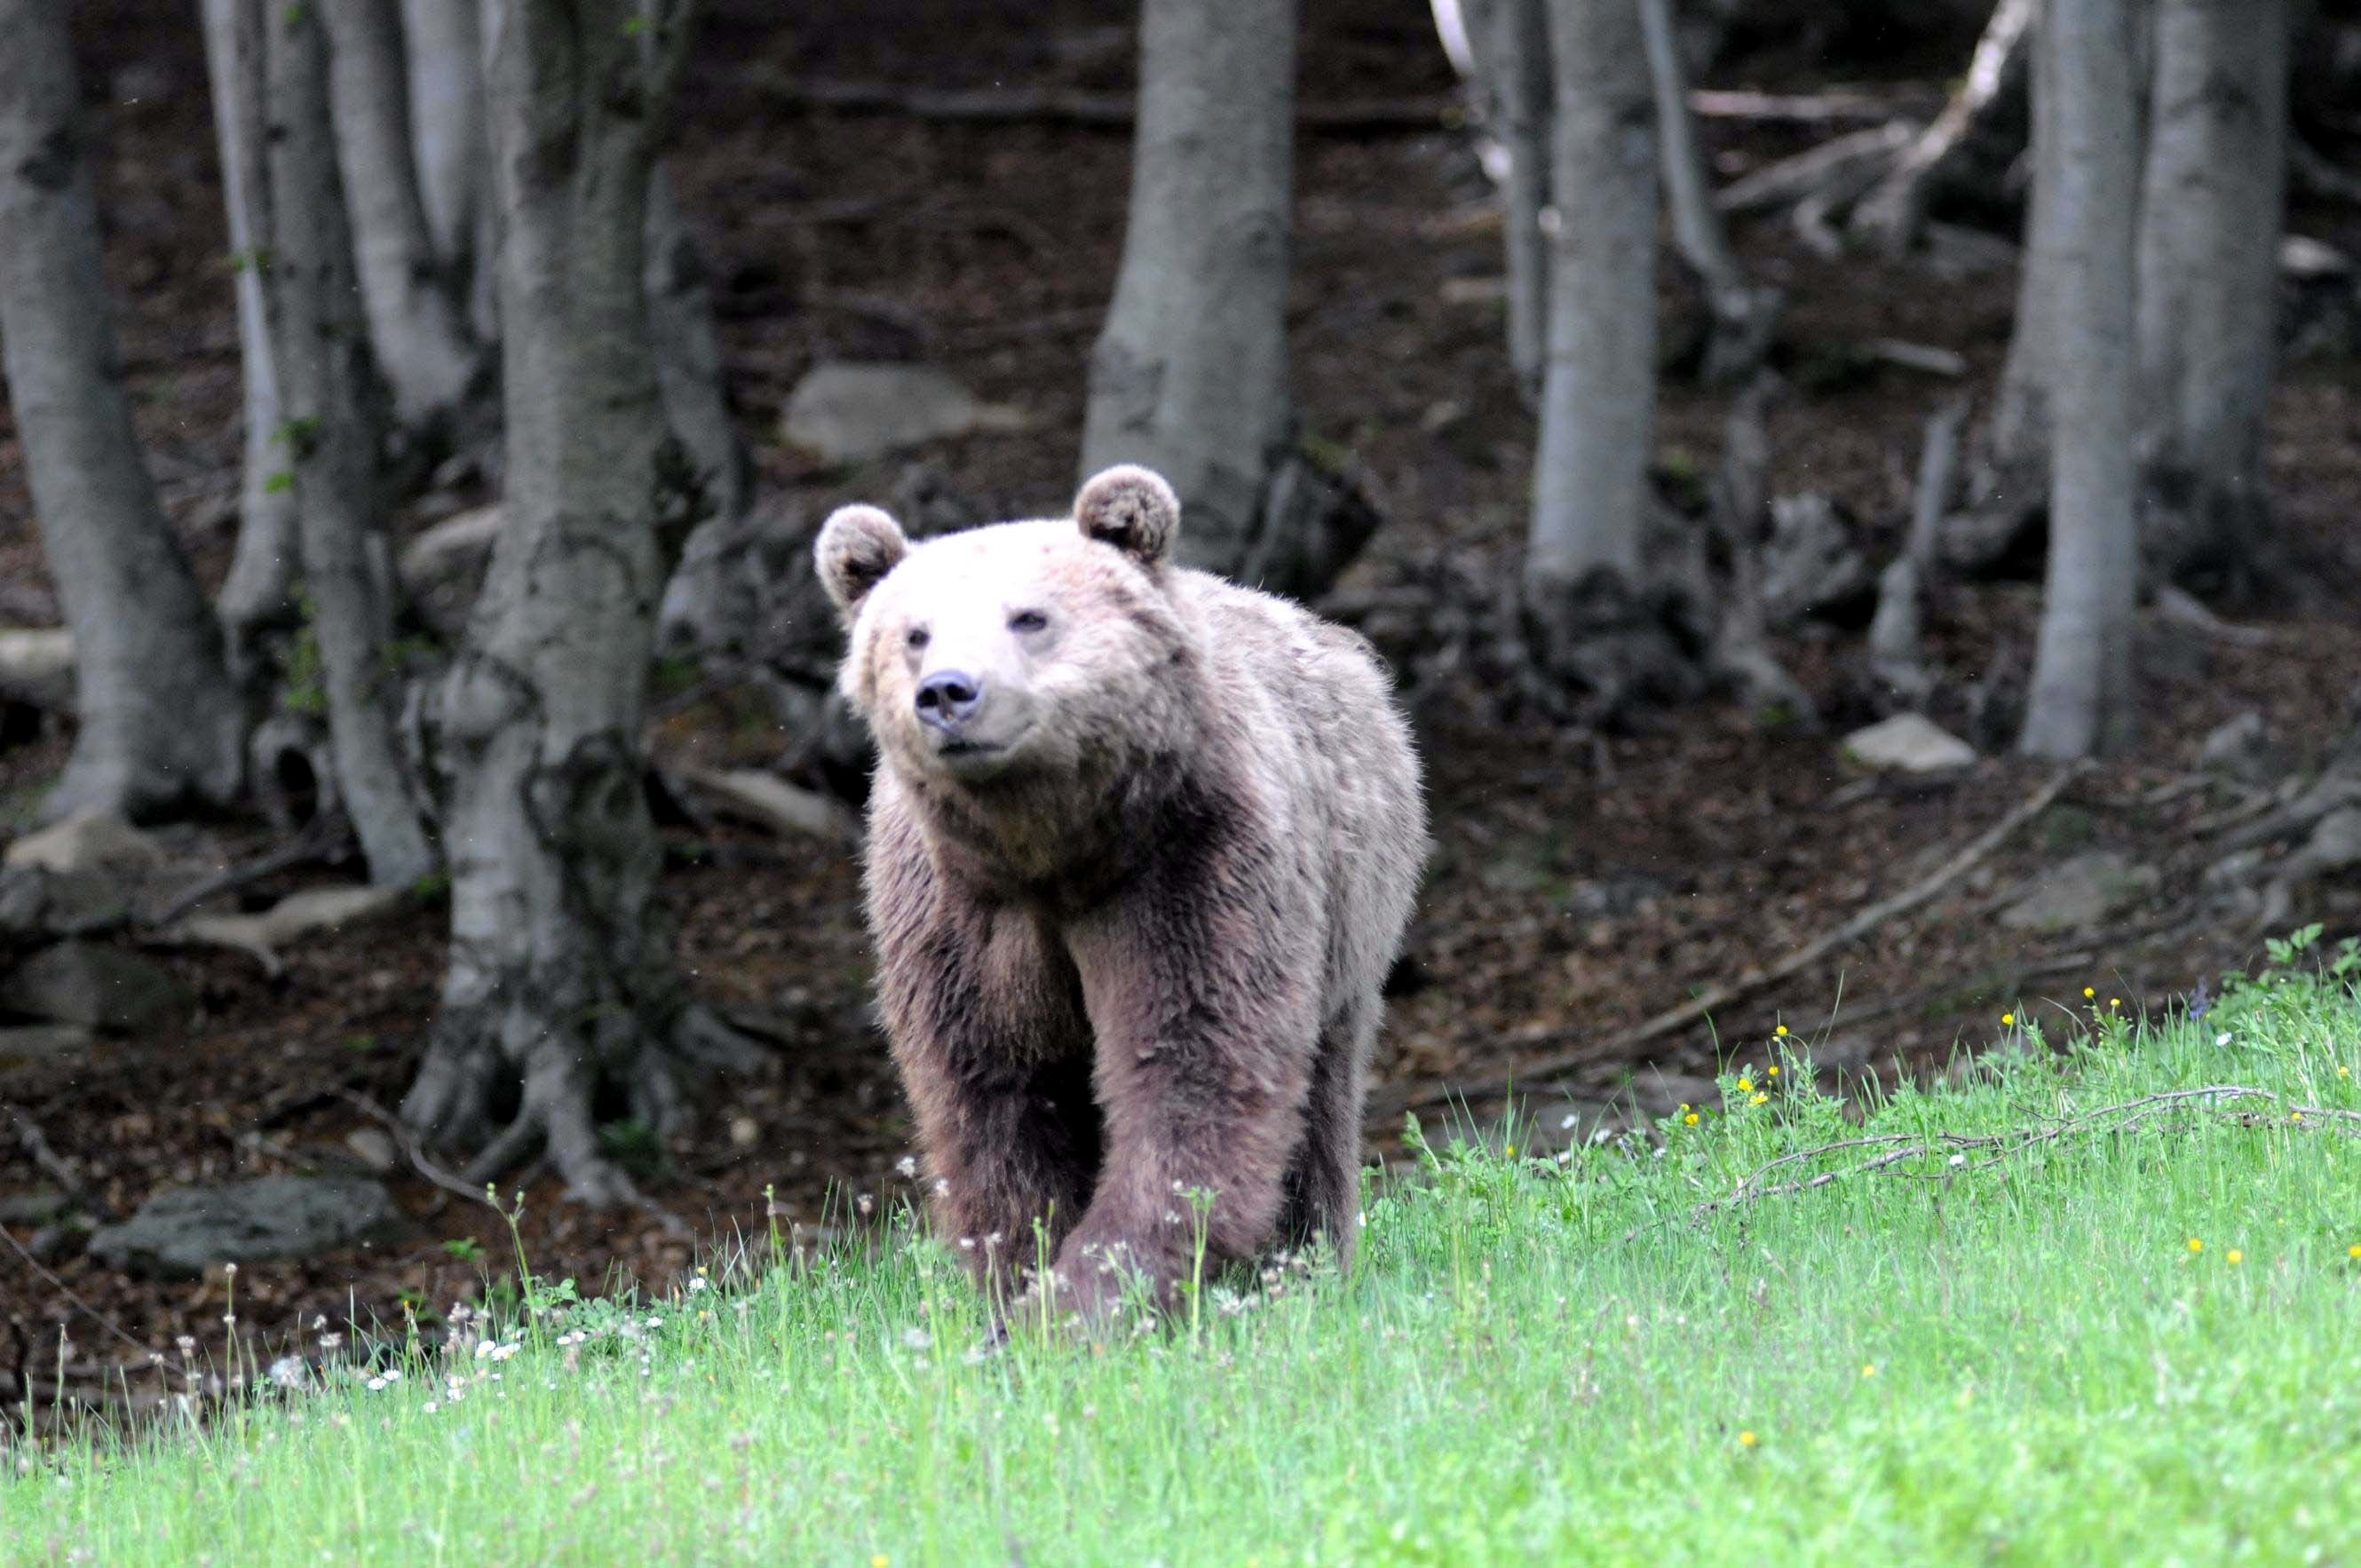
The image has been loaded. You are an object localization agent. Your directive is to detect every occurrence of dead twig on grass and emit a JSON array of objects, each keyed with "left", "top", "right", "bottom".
[
  {"left": 1378, "top": 766, "right": 2088, "bottom": 1121},
  {"left": 1624, "top": 1084, "right": 2357, "bottom": 1241}
]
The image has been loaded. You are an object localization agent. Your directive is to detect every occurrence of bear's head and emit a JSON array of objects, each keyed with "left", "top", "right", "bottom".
[{"left": 816, "top": 465, "right": 1199, "bottom": 792}]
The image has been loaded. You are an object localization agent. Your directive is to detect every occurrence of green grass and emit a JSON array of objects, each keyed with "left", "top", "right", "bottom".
[{"left": 11, "top": 948, "right": 2361, "bottom": 1565}]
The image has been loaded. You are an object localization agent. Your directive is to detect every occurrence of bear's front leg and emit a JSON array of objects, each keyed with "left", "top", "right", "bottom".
[{"left": 1049, "top": 869, "right": 1324, "bottom": 1328}]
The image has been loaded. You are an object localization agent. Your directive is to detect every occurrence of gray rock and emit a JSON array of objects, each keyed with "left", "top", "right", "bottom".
[
  {"left": 4, "top": 812, "right": 166, "bottom": 877},
  {"left": 343, "top": 1127, "right": 398, "bottom": 1175},
  {"left": 2000, "top": 851, "right": 2160, "bottom": 934},
  {"left": 0, "top": 1022, "right": 97, "bottom": 1064},
  {"left": 0, "top": 941, "right": 189, "bottom": 1032},
  {"left": 780, "top": 361, "right": 1026, "bottom": 464},
  {"left": 1842, "top": 713, "right": 1977, "bottom": 774},
  {"left": 0, "top": 1187, "right": 67, "bottom": 1224},
  {"left": 86, "top": 1176, "right": 400, "bottom": 1279},
  {"left": 0, "top": 865, "right": 131, "bottom": 940}
]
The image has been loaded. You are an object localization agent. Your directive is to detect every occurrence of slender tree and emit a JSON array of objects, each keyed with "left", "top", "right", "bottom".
[
  {"left": 1472, "top": 0, "right": 1553, "bottom": 404},
  {"left": 201, "top": 0, "right": 302, "bottom": 664},
  {"left": 241, "top": 0, "right": 440, "bottom": 885},
  {"left": 2021, "top": 0, "right": 2141, "bottom": 759},
  {"left": 1080, "top": 0, "right": 1296, "bottom": 581},
  {"left": 321, "top": 0, "right": 482, "bottom": 429},
  {"left": 1524, "top": 0, "right": 1658, "bottom": 634},
  {"left": 1973, "top": 4, "right": 2063, "bottom": 524},
  {"left": 2135, "top": 0, "right": 2290, "bottom": 597},
  {"left": 401, "top": 0, "right": 495, "bottom": 334},
  {"left": 403, "top": 0, "right": 757, "bottom": 1202},
  {"left": 0, "top": 0, "right": 246, "bottom": 821}
]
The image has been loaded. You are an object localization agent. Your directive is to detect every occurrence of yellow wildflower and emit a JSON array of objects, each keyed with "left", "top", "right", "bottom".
[
  {"left": 2109, "top": 997, "right": 2121, "bottom": 1010},
  {"left": 1767, "top": 1065, "right": 1779, "bottom": 1077},
  {"left": 1504, "top": 1144, "right": 1516, "bottom": 1158},
  {"left": 2188, "top": 1239, "right": 2203, "bottom": 1254},
  {"left": 2227, "top": 1249, "right": 2244, "bottom": 1265},
  {"left": 1737, "top": 1078, "right": 1754, "bottom": 1093},
  {"left": 1738, "top": 1430, "right": 1758, "bottom": 1448},
  {"left": 1861, "top": 1363, "right": 1877, "bottom": 1379},
  {"left": 1750, "top": 1093, "right": 1768, "bottom": 1106},
  {"left": 2349, "top": 1245, "right": 2359, "bottom": 1260},
  {"left": 2083, "top": 987, "right": 2096, "bottom": 1000},
  {"left": 1684, "top": 1113, "right": 1699, "bottom": 1126},
  {"left": 1774, "top": 1025, "right": 1788, "bottom": 1038}
]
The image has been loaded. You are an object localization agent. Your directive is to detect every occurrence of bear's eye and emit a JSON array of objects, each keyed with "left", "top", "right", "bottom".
[
  {"left": 905, "top": 626, "right": 930, "bottom": 650},
  {"left": 1008, "top": 609, "right": 1049, "bottom": 634}
]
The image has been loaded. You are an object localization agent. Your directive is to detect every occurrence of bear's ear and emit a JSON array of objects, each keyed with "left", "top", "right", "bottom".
[
  {"left": 1074, "top": 465, "right": 1180, "bottom": 565},
  {"left": 814, "top": 504, "right": 909, "bottom": 622}
]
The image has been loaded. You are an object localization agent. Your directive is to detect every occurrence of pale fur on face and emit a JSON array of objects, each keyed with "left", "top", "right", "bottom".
[{"left": 815, "top": 468, "right": 1197, "bottom": 796}]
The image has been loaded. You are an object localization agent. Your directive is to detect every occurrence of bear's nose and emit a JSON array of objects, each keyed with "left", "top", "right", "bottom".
[{"left": 914, "top": 669, "right": 984, "bottom": 733}]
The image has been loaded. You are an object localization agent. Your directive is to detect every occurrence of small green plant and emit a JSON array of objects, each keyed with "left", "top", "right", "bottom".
[{"left": 440, "top": 1237, "right": 485, "bottom": 1264}]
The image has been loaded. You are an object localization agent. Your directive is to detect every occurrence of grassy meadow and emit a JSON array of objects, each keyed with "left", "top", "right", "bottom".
[{"left": 9, "top": 937, "right": 2361, "bottom": 1564}]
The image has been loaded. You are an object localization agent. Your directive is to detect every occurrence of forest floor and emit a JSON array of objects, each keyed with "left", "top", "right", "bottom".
[{"left": 5, "top": 0, "right": 2361, "bottom": 1377}]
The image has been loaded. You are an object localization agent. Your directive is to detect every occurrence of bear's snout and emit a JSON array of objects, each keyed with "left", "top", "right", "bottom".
[{"left": 915, "top": 669, "right": 986, "bottom": 734}]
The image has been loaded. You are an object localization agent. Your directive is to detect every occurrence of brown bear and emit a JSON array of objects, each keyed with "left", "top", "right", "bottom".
[{"left": 815, "top": 465, "right": 1425, "bottom": 1326}]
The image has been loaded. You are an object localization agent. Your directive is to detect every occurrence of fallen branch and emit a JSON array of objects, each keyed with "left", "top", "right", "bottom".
[
  {"left": 745, "top": 70, "right": 1457, "bottom": 133},
  {"left": 1625, "top": 1083, "right": 2353, "bottom": 1239},
  {"left": 3, "top": 1098, "right": 116, "bottom": 1222},
  {"left": 145, "top": 818, "right": 349, "bottom": 930},
  {"left": 746, "top": 70, "right": 1900, "bottom": 136},
  {"left": 1378, "top": 766, "right": 2087, "bottom": 1120},
  {"left": 335, "top": 1090, "right": 502, "bottom": 1208},
  {"left": 1715, "top": 121, "right": 1918, "bottom": 217}
]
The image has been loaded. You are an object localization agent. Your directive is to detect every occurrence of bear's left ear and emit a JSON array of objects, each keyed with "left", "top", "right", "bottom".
[
  {"left": 1074, "top": 465, "right": 1180, "bottom": 566},
  {"left": 814, "top": 503, "right": 909, "bottom": 623}
]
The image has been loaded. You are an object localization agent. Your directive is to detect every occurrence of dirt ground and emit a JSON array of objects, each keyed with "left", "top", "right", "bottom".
[{"left": 6, "top": 0, "right": 2361, "bottom": 1398}]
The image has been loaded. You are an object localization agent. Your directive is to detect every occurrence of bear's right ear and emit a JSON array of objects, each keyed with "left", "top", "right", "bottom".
[
  {"left": 814, "top": 504, "right": 909, "bottom": 622},
  {"left": 1074, "top": 465, "right": 1180, "bottom": 565}
]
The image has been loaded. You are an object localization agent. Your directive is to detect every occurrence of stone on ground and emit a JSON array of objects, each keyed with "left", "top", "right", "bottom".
[
  {"left": 1842, "top": 713, "right": 1977, "bottom": 774},
  {"left": 86, "top": 1176, "right": 400, "bottom": 1279}
]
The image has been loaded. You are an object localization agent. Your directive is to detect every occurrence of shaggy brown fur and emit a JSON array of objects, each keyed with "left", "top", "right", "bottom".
[{"left": 817, "top": 465, "right": 1425, "bottom": 1326}]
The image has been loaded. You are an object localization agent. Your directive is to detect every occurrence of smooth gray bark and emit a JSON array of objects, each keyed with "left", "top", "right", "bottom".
[
  {"left": 0, "top": 0, "right": 246, "bottom": 822},
  {"left": 1637, "top": 0, "right": 1778, "bottom": 383},
  {"left": 1476, "top": 0, "right": 1553, "bottom": 403},
  {"left": 201, "top": 0, "right": 302, "bottom": 663},
  {"left": 646, "top": 166, "right": 750, "bottom": 528},
  {"left": 1080, "top": 0, "right": 1297, "bottom": 580},
  {"left": 404, "top": 0, "right": 757, "bottom": 1204},
  {"left": 2135, "top": 0, "right": 2290, "bottom": 595},
  {"left": 321, "top": 0, "right": 481, "bottom": 429},
  {"left": 1526, "top": 0, "right": 1658, "bottom": 600},
  {"left": 1969, "top": 0, "right": 2061, "bottom": 524},
  {"left": 401, "top": 0, "right": 486, "bottom": 260},
  {"left": 248, "top": 0, "right": 440, "bottom": 886},
  {"left": 2020, "top": 0, "right": 2141, "bottom": 759}
]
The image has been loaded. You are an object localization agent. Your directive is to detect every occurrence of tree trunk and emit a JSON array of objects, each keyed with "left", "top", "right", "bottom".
[
  {"left": 2020, "top": 0, "right": 2141, "bottom": 760},
  {"left": 403, "top": 0, "right": 757, "bottom": 1205},
  {"left": 247, "top": 0, "right": 440, "bottom": 886},
  {"left": 645, "top": 166, "right": 750, "bottom": 528},
  {"left": 400, "top": 0, "right": 487, "bottom": 276},
  {"left": 1637, "top": 0, "right": 1779, "bottom": 384},
  {"left": 0, "top": 0, "right": 247, "bottom": 822},
  {"left": 321, "top": 0, "right": 481, "bottom": 431},
  {"left": 1080, "top": 0, "right": 1297, "bottom": 582},
  {"left": 1851, "top": 0, "right": 2040, "bottom": 257},
  {"left": 1978, "top": 4, "right": 2061, "bottom": 514},
  {"left": 200, "top": 0, "right": 302, "bottom": 668},
  {"left": 1474, "top": 0, "right": 1552, "bottom": 404},
  {"left": 2135, "top": 0, "right": 2289, "bottom": 598},
  {"left": 1523, "top": 0, "right": 1658, "bottom": 638}
]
